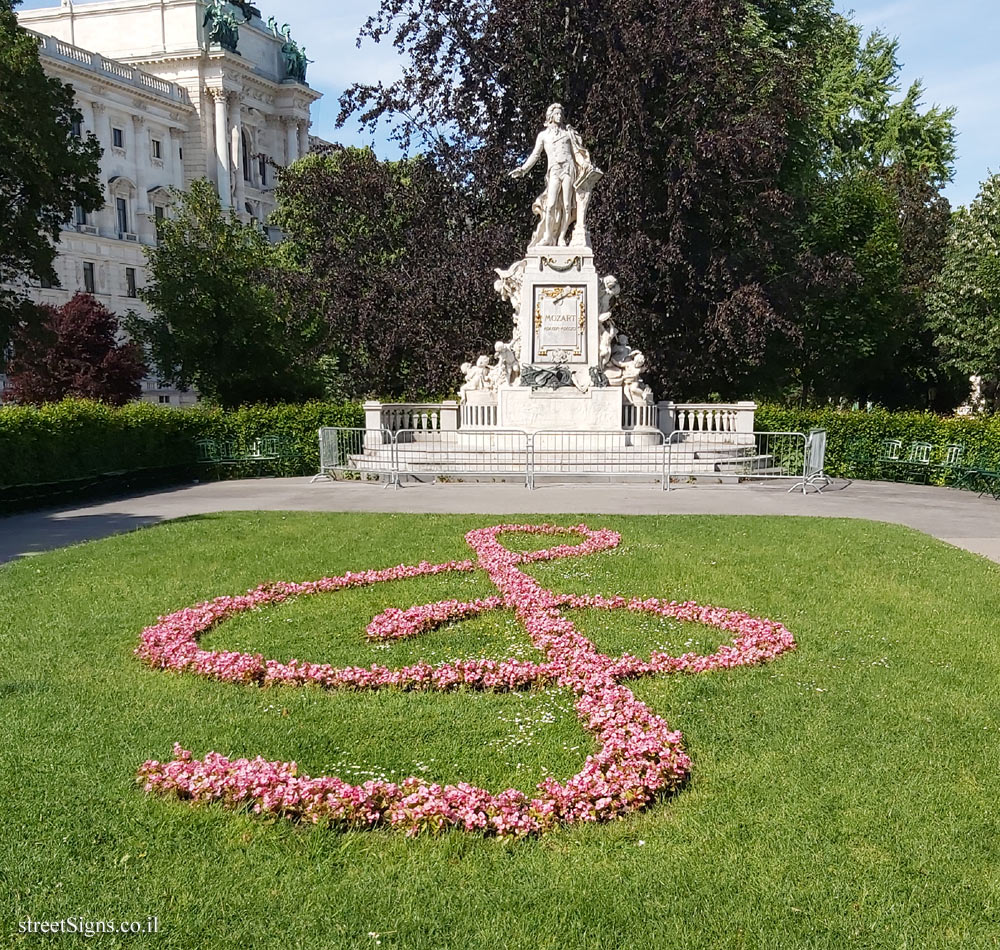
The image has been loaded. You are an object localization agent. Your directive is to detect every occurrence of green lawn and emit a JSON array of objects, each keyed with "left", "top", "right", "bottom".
[{"left": 2, "top": 512, "right": 999, "bottom": 949}]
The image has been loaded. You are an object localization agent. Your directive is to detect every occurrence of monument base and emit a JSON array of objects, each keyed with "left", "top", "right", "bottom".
[{"left": 496, "top": 386, "right": 624, "bottom": 432}]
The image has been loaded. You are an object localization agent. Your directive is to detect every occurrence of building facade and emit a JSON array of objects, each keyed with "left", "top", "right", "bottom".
[{"left": 3, "top": 0, "right": 321, "bottom": 405}]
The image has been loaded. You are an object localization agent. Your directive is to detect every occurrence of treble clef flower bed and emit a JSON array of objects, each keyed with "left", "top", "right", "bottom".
[{"left": 136, "top": 524, "right": 796, "bottom": 837}]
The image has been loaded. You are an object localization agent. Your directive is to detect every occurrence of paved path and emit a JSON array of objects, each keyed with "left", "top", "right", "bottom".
[{"left": 2, "top": 477, "right": 999, "bottom": 566}]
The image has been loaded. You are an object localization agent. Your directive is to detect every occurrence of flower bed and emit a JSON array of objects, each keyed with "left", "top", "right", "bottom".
[{"left": 137, "top": 523, "right": 796, "bottom": 836}]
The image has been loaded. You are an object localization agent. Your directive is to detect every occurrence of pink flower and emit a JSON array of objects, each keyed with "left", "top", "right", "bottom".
[{"left": 136, "top": 523, "right": 795, "bottom": 837}]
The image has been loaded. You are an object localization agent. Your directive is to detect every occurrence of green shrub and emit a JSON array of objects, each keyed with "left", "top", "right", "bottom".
[
  {"left": 0, "top": 398, "right": 364, "bottom": 509},
  {"left": 3, "top": 399, "right": 998, "bottom": 509},
  {"left": 755, "top": 405, "right": 1000, "bottom": 482}
]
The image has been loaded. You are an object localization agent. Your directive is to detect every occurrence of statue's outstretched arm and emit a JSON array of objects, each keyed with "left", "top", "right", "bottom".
[{"left": 510, "top": 131, "right": 545, "bottom": 179}]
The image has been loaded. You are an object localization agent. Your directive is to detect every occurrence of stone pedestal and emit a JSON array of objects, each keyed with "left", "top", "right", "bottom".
[
  {"left": 497, "top": 386, "right": 622, "bottom": 432},
  {"left": 515, "top": 246, "right": 600, "bottom": 371}
]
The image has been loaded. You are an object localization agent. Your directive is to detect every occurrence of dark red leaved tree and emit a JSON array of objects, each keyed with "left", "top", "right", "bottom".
[{"left": 7, "top": 293, "right": 146, "bottom": 405}]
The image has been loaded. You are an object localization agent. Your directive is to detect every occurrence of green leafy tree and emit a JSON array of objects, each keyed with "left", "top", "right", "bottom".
[
  {"left": 0, "top": 0, "right": 102, "bottom": 342},
  {"left": 130, "top": 180, "right": 327, "bottom": 407},
  {"left": 812, "top": 23, "right": 956, "bottom": 187},
  {"left": 928, "top": 174, "right": 1000, "bottom": 410},
  {"left": 761, "top": 16, "right": 960, "bottom": 406}
]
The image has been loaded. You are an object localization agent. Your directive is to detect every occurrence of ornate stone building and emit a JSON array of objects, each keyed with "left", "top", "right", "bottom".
[{"left": 3, "top": 0, "right": 321, "bottom": 404}]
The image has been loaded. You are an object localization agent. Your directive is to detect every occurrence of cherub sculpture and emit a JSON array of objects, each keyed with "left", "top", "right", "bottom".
[{"left": 459, "top": 355, "right": 491, "bottom": 402}]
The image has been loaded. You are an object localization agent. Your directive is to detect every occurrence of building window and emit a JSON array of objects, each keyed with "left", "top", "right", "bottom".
[
  {"left": 71, "top": 118, "right": 82, "bottom": 138},
  {"left": 116, "top": 197, "right": 129, "bottom": 235},
  {"left": 83, "top": 262, "right": 95, "bottom": 294},
  {"left": 242, "top": 131, "right": 252, "bottom": 182},
  {"left": 112, "top": 127, "right": 124, "bottom": 148},
  {"left": 154, "top": 205, "right": 165, "bottom": 223},
  {"left": 40, "top": 275, "right": 53, "bottom": 289},
  {"left": 258, "top": 154, "right": 267, "bottom": 185},
  {"left": 151, "top": 138, "right": 162, "bottom": 160},
  {"left": 158, "top": 395, "right": 171, "bottom": 404},
  {"left": 75, "top": 205, "right": 88, "bottom": 226},
  {"left": 126, "top": 267, "right": 137, "bottom": 298}
]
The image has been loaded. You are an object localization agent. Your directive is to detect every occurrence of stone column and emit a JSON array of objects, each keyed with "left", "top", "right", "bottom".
[
  {"left": 297, "top": 120, "right": 309, "bottom": 159},
  {"left": 89, "top": 99, "right": 106, "bottom": 137},
  {"left": 363, "top": 401, "right": 383, "bottom": 449},
  {"left": 132, "top": 115, "right": 148, "bottom": 225},
  {"left": 232, "top": 106, "right": 245, "bottom": 217},
  {"left": 209, "top": 88, "right": 231, "bottom": 208},
  {"left": 168, "top": 126, "right": 185, "bottom": 189},
  {"left": 284, "top": 117, "right": 298, "bottom": 165},
  {"left": 735, "top": 401, "right": 757, "bottom": 435}
]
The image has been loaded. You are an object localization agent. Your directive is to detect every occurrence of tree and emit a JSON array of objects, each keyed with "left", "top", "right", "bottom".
[
  {"left": 761, "top": 15, "right": 959, "bottom": 406},
  {"left": 811, "top": 23, "right": 956, "bottom": 188},
  {"left": 927, "top": 174, "right": 1000, "bottom": 411},
  {"left": 271, "top": 147, "right": 509, "bottom": 399},
  {"left": 339, "top": 0, "right": 836, "bottom": 398},
  {"left": 0, "top": 0, "right": 103, "bottom": 344},
  {"left": 337, "top": 0, "right": 959, "bottom": 405},
  {"left": 6, "top": 293, "right": 145, "bottom": 405},
  {"left": 131, "top": 180, "right": 328, "bottom": 407}
]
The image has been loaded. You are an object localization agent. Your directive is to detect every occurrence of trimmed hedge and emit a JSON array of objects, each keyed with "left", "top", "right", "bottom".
[
  {"left": 0, "top": 399, "right": 363, "bottom": 510},
  {"left": 755, "top": 405, "right": 1000, "bottom": 483},
  {"left": 3, "top": 399, "right": 999, "bottom": 511}
]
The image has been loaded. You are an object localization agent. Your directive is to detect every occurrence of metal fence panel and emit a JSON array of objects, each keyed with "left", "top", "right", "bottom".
[
  {"left": 531, "top": 430, "right": 665, "bottom": 488},
  {"left": 391, "top": 429, "right": 531, "bottom": 487},
  {"left": 787, "top": 427, "right": 831, "bottom": 493},
  {"left": 313, "top": 427, "right": 394, "bottom": 483},
  {"left": 312, "top": 426, "right": 818, "bottom": 494},
  {"left": 665, "top": 430, "right": 806, "bottom": 490}
]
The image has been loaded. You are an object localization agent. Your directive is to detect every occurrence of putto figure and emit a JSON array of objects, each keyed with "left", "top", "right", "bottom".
[{"left": 510, "top": 103, "right": 603, "bottom": 248}]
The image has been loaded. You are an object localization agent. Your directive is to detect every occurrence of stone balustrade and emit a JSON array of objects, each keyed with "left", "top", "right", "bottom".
[
  {"left": 622, "top": 403, "right": 658, "bottom": 430},
  {"left": 363, "top": 399, "right": 754, "bottom": 437},
  {"left": 460, "top": 391, "right": 499, "bottom": 429},
  {"left": 659, "top": 401, "right": 756, "bottom": 436},
  {"left": 31, "top": 32, "right": 191, "bottom": 105},
  {"left": 364, "top": 401, "right": 458, "bottom": 433}
]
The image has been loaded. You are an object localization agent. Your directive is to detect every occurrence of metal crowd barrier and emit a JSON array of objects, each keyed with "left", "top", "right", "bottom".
[
  {"left": 313, "top": 427, "right": 395, "bottom": 484},
  {"left": 392, "top": 428, "right": 531, "bottom": 487},
  {"left": 315, "top": 427, "right": 814, "bottom": 491},
  {"left": 664, "top": 430, "right": 808, "bottom": 491},
  {"left": 786, "top": 428, "right": 830, "bottom": 493},
  {"left": 531, "top": 429, "right": 665, "bottom": 489}
]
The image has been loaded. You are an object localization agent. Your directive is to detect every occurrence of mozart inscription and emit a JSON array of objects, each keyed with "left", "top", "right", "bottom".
[{"left": 533, "top": 285, "right": 586, "bottom": 361}]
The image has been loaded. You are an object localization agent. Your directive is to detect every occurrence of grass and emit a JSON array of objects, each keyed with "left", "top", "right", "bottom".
[{"left": 2, "top": 511, "right": 1000, "bottom": 949}]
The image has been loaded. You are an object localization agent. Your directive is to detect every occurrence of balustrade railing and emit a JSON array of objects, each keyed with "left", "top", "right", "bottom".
[
  {"left": 461, "top": 402, "right": 499, "bottom": 428},
  {"left": 622, "top": 403, "right": 658, "bottom": 429},
  {"left": 661, "top": 401, "right": 756, "bottom": 438},
  {"left": 31, "top": 32, "right": 191, "bottom": 105},
  {"left": 361, "top": 399, "right": 754, "bottom": 439},
  {"left": 365, "top": 400, "right": 459, "bottom": 434}
]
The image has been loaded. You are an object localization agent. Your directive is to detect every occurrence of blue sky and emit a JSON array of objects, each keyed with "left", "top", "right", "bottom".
[{"left": 20, "top": 0, "right": 997, "bottom": 207}]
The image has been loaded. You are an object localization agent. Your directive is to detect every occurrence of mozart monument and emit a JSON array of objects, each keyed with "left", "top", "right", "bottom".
[{"left": 459, "top": 103, "right": 658, "bottom": 433}]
